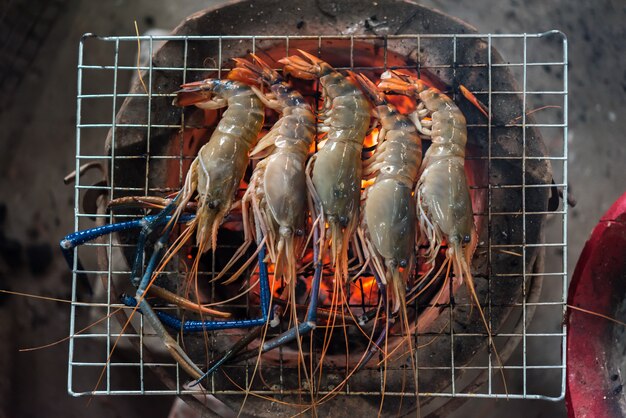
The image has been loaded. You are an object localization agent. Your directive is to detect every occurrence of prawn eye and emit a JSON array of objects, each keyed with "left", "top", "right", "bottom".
[
  {"left": 295, "top": 228, "right": 304, "bottom": 237},
  {"left": 399, "top": 259, "right": 407, "bottom": 268},
  {"left": 208, "top": 200, "right": 220, "bottom": 210},
  {"left": 463, "top": 235, "right": 471, "bottom": 243},
  {"left": 338, "top": 215, "right": 349, "bottom": 227}
]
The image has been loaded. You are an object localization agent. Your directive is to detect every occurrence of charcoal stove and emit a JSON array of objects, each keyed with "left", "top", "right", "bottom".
[{"left": 66, "top": 1, "right": 568, "bottom": 416}]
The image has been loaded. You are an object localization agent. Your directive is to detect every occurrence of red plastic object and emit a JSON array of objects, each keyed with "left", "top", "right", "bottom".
[{"left": 567, "top": 191, "right": 626, "bottom": 418}]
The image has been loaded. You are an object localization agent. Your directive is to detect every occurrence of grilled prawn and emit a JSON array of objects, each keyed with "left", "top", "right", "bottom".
[
  {"left": 89, "top": 78, "right": 265, "bottom": 382},
  {"left": 379, "top": 72, "right": 472, "bottom": 263},
  {"left": 353, "top": 73, "right": 422, "bottom": 314},
  {"left": 171, "top": 79, "right": 265, "bottom": 268},
  {"left": 279, "top": 50, "right": 371, "bottom": 281},
  {"left": 378, "top": 71, "right": 505, "bottom": 381},
  {"left": 224, "top": 55, "right": 316, "bottom": 289}
]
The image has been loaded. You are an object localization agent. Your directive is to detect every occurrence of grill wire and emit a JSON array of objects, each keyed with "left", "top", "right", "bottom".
[{"left": 68, "top": 33, "right": 568, "bottom": 402}]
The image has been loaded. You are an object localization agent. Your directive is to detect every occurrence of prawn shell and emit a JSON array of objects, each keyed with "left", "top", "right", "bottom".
[
  {"left": 196, "top": 135, "right": 252, "bottom": 208},
  {"left": 364, "top": 178, "right": 415, "bottom": 264},
  {"left": 182, "top": 80, "right": 264, "bottom": 251},
  {"left": 312, "top": 141, "right": 363, "bottom": 226},
  {"left": 262, "top": 151, "right": 308, "bottom": 232},
  {"left": 431, "top": 107, "right": 467, "bottom": 145},
  {"left": 418, "top": 157, "right": 473, "bottom": 245},
  {"left": 324, "top": 97, "right": 371, "bottom": 140}
]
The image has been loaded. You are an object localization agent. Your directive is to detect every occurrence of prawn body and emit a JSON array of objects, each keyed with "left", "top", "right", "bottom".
[
  {"left": 379, "top": 72, "right": 506, "bottom": 386},
  {"left": 354, "top": 73, "right": 422, "bottom": 313},
  {"left": 414, "top": 85, "right": 473, "bottom": 258},
  {"left": 227, "top": 56, "right": 316, "bottom": 286},
  {"left": 60, "top": 78, "right": 266, "bottom": 383},
  {"left": 378, "top": 71, "right": 473, "bottom": 263},
  {"left": 173, "top": 79, "right": 265, "bottom": 255},
  {"left": 280, "top": 51, "right": 370, "bottom": 280}
]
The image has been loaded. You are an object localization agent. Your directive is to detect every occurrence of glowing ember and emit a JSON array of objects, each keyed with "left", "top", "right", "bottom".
[
  {"left": 348, "top": 276, "right": 379, "bottom": 306},
  {"left": 363, "top": 127, "right": 379, "bottom": 148},
  {"left": 387, "top": 94, "right": 416, "bottom": 115}
]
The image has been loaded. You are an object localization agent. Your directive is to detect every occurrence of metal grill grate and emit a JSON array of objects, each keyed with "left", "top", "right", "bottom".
[{"left": 68, "top": 32, "right": 568, "bottom": 402}]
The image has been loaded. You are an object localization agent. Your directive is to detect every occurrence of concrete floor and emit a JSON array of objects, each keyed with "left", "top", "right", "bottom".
[{"left": 0, "top": 0, "right": 623, "bottom": 417}]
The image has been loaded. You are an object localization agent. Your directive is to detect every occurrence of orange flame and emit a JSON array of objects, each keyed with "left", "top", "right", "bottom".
[
  {"left": 348, "top": 276, "right": 379, "bottom": 306},
  {"left": 364, "top": 128, "right": 379, "bottom": 148},
  {"left": 361, "top": 128, "right": 380, "bottom": 188},
  {"left": 387, "top": 94, "right": 416, "bottom": 115}
]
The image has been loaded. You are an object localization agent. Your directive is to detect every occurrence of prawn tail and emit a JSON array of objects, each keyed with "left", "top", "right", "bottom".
[
  {"left": 229, "top": 55, "right": 281, "bottom": 86},
  {"left": 195, "top": 205, "right": 225, "bottom": 256},
  {"left": 172, "top": 87, "right": 207, "bottom": 107},
  {"left": 278, "top": 49, "right": 328, "bottom": 80},
  {"left": 377, "top": 70, "right": 417, "bottom": 95},
  {"left": 172, "top": 81, "right": 218, "bottom": 107}
]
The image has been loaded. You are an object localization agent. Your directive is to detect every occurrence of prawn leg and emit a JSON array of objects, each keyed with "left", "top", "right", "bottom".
[
  {"left": 60, "top": 213, "right": 232, "bottom": 316},
  {"left": 63, "top": 216, "right": 274, "bottom": 373},
  {"left": 59, "top": 212, "right": 194, "bottom": 270},
  {"left": 129, "top": 196, "right": 180, "bottom": 286},
  {"left": 108, "top": 195, "right": 199, "bottom": 212},
  {"left": 353, "top": 270, "right": 389, "bottom": 372},
  {"left": 198, "top": 327, "right": 265, "bottom": 379},
  {"left": 259, "top": 223, "right": 322, "bottom": 353},
  {"left": 188, "top": 245, "right": 273, "bottom": 384},
  {"left": 125, "top": 236, "right": 273, "bottom": 382},
  {"left": 120, "top": 240, "right": 273, "bottom": 385},
  {"left": 130, "top": 222, "right": 203, "bottom": 378},
  {"left": 120, "top": 295, "right": 233, "bottom": 324},
  {"left": 214, "top": 228, "right": 322, "bottom": 365},
  {"left": 59, "top": 213, "right": 188, "bottom": 307},
  {"left": 154, "top": 247, "right": 273, "bottom": 329},
  {"left": 258, "top": 156, "right": 325, "bottom": 351}
]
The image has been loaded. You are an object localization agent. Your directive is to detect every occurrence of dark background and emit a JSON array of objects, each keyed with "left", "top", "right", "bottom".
[{"left": 0, "top": 0, "right": 623, "bottom": 417}]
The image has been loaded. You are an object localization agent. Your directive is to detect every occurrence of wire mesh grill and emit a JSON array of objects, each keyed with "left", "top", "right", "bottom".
[{"left": 68, "top": 32, "right": 568, "bottom": 402}]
